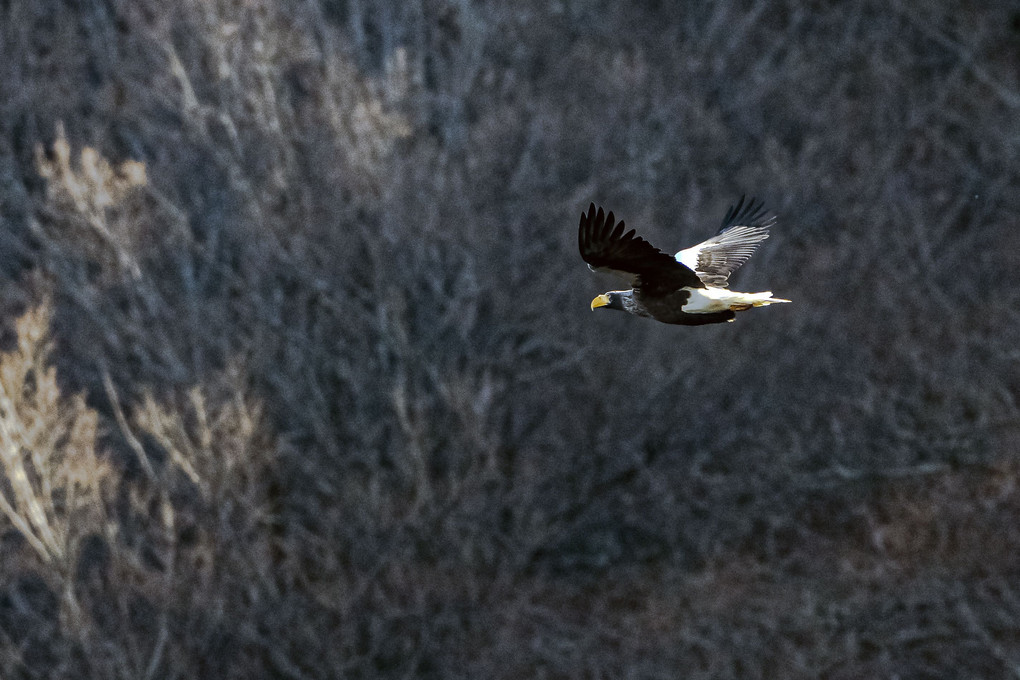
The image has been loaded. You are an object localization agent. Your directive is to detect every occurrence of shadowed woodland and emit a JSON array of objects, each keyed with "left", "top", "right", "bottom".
[{"left": 0, "top": 0, "right": 1018, "bottom": 677}]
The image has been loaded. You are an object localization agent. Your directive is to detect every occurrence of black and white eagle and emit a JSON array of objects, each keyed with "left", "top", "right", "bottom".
[{"left": 578, "top": 197, "right": 789, "bottom": 325}]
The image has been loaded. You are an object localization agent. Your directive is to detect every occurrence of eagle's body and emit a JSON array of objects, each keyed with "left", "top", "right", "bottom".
[{"left": 578, "top": 197, "right": 789, "bottom": 325}]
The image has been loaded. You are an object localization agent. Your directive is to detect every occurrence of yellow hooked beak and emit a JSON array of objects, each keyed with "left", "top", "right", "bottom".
[{"left": 590, "top": 294, "right": 610, "bottom": 310}]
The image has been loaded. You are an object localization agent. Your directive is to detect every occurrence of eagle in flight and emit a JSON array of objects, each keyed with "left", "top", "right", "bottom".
[{"left": 579, "top": 197, "right": 789, "bottom": 325}]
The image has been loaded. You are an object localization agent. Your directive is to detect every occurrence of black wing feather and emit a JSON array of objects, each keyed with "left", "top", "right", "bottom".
[
  {"left": 718, "top": 195, "right": 775, "bottom": 232},
  {"left": 578, "top": 203, "right": 703, "bottom": 293}
]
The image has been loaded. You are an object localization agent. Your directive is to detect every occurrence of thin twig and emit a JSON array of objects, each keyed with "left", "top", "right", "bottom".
[{"left": 101, "top": 363, "right": 156, "bottom": 480}]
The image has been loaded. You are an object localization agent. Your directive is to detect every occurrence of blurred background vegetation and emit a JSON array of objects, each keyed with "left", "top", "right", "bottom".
[{"left": 0, "top": 0, "right": 1018, "bottom": 677}]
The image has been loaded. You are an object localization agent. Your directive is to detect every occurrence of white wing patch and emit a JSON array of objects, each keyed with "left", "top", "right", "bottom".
[
  {"left": 675, "top": 246, "right": 700, "bottom": 272},
  {"left": 675, "top": 224, "right": 772, "bottom": 288}
]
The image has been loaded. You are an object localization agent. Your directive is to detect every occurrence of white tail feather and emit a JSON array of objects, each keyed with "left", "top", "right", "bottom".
[
  {"left": 747, "top": 291, "right": 791, "bottom": 307},
  {"left": 682, "top": 287, "right": 791, "bottom": 314}
]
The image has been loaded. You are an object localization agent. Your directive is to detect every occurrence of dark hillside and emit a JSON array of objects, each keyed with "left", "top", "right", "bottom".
[{"left": 0, "top": 0, "right": 1017, "bottom": 677}]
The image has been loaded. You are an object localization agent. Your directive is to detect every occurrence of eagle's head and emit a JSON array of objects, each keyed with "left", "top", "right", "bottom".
[{"left": 590, "top": 291, "right": 631, "bottom": 312}]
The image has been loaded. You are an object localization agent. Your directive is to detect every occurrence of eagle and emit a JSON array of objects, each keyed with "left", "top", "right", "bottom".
[{"left": 579, "top": 197, "right": 789, "bottom": 325}]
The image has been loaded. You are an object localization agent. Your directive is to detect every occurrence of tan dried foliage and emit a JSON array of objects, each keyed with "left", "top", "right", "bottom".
[
  {"left": 0, "top": 301, "right": 109, "bottom": 565},
  {"left": 34, "top": 124, "right": 150, "bottom": 280},
  {"left": 34, "top": 124, "right": 147, "bottom": 215}
]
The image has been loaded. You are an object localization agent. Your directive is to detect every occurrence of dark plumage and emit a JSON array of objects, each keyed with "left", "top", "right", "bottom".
[{"left": 578, "top": 198, "right": 789, "bottom": 325}]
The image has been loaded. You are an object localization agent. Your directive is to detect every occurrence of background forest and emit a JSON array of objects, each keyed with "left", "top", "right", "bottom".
[{"left": 0, "top": 0, "right": 1018, "bottom": 677}]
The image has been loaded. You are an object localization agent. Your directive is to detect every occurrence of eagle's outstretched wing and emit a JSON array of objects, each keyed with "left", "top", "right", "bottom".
[
  {"left": 675, "top": 196, "right": 775, "bottom": 288},
  {"left": 579, "top": 203, "right": 703, "bottom": 295}
]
